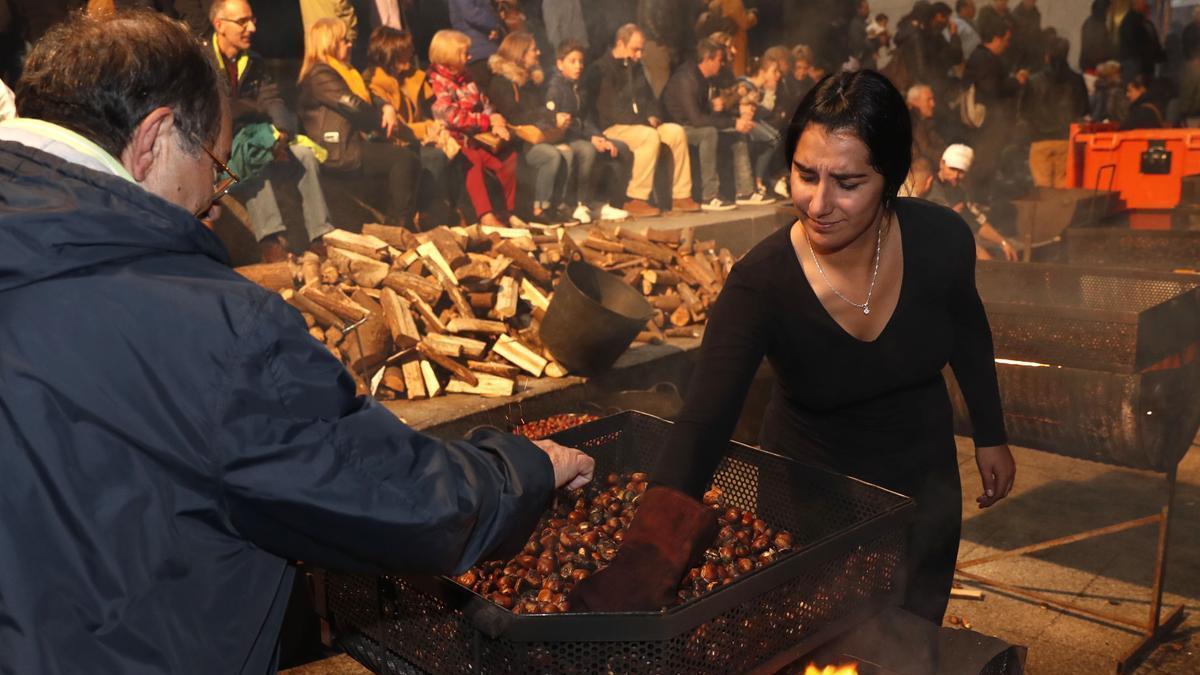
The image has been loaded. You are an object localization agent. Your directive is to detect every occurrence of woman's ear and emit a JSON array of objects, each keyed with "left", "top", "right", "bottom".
[{"left": 120, "top": 107, "right": 176, "bottom": 183}]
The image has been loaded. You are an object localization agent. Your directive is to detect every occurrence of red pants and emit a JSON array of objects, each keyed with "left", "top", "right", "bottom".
[{"left": 461, "top": 144, "right": 517, "bottom": 218}]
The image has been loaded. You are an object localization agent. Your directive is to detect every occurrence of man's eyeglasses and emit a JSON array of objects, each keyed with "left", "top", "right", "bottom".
[
  {"left": 196, "top": 146, "right": 240, "bottom": 218},
  {"left": 217, "top": 15, "right": 256, "bottom": 29}
]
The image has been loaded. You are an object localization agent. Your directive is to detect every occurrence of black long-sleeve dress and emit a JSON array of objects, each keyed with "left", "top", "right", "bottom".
[{"left": 655, "top": 198, "right": 1007, "bottom": 623}]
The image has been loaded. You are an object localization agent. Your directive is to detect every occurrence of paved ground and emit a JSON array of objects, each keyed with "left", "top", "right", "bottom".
[{"left": 947, "top": 438, "right": 1200, "bottom": 674}]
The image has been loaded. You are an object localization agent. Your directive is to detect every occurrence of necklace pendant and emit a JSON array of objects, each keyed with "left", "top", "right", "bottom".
[{"left": 863, "top": 307, "right": 871, "bottom": 315}]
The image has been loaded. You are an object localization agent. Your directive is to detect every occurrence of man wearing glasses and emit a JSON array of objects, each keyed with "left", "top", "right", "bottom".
[
  {"left": 0, "top": 10, "right": 593, "bottom": 674},
  {"left": 209, "top": 0, "right": 336, "bottom": 260}
]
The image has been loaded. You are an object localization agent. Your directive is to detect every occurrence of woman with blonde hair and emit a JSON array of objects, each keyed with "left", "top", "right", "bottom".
[
  {"left": 487, "top": 31, "right": 571, "bottom": 224},
  {"left": 299, "top": 18, "right": 423, "bottom": 227},
  {"left": 428, "top": 28, "right": 524, "bottom": 228}
]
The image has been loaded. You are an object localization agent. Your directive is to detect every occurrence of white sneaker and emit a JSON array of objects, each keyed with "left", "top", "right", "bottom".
[
  {"left": 598, "top": 203, "right": 629, "bottom": 221},
  {"left": 701, "top": 198, "right": 737, "bottom": 212},
  {"left": 736, "top": 191, "right": 777, "bottom": 206},
  {"left": 572, "top": 203, "right": 593, "bottom": 224},
  {"left": 773, "top": 177, "right": 790, "bottom": 199}
]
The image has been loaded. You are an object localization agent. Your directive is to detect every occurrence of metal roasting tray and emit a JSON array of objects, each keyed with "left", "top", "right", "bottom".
[
  {"left": 326, "top": 411, "right": 915, "bottom": 674},
  {"left": 1063, "top": 228, "right": 1200, "bottom": 274},
  {"left": 974, "top": 262, "right": 1200, "bottom": 373}
]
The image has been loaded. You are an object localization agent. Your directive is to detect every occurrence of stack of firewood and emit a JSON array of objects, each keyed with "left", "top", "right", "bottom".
[
  {"left": 235, "top": 222, "right": 735, "bottom": 400},
  {"left": 572, "top": 225, "right": 735, "bottom": 344}
]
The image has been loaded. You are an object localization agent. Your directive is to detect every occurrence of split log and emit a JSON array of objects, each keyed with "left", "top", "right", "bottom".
[
  {"left": 635, "top": 331, "right": 664, "bottom": 344},
  {"left": 382, "top": 271, "right": 442, "bottom": 305},
  {"left": 615, "top": 226, "right": 651, "bottom": 243},
  {"left": 620, "top": 239, "right": 675, "bottom": 265},
  {"left": 446, "top": 373, "right": 515, "bottom": 397},
  {"left": 382, "top": 366, "right": 407, "bottom": 394},
  {"left": 379, "top": 289, "right": 421, "bottom": 350},
  {"left": 621, "top": 266, "right": 641, "bottom": 286},
  {"left": 454, "top": 260, "right": 494, "bottom": 283},
  {"left": 676, "top": 283, "right": 706, "bottom": 321},
  {"left": 320, "top": 260, "right": 340, "bottom": 284},
  {"left": 492, "top": 335, "right": 548, "bottom": 376},
  {"left": 420, "top": 359, "right": 444, "bottom": 397},
  {"left": 467, "top": 360, "right": 523, "bottom": 378},
  {"left": 505, "top": 236, "right": 539, "bottom": 253},
  {"left": 479, "top": 225, "right": 534, "bottom": 238},
  {"left": 341, "top": 314, "right": 392, "bottom": 373},
  {"left": 666, "top": 326, "right": 702, "bottom": 338},
  {"left": 300, "top": 253, "right": 321, "bottom": 286},
  {"left": 421, "top": 337, "right": 461, "bottom": 358},
  {"left": 403, "top": 290, "right": 447, "bottom": 333},
  {"left": 495, "top": 240, "right": 552, "bottom": 287},
  {"left": 491, "top": 276, "right": 519, "bottom": 320},
  {"left": 323, "top": 229, "right": 389, "bottom": 259},
  {"left": 519, "top": 278, "right": 550, "bottom": 312},
  {"left": 582, "top": 236, "right": 625, "bottom": 253},
  {"left": 447, "top": 317, "right": 508, "bottom": 335},
  {"left": 646, "top": 228, "right": 681, "bottom": 244},
  {"left": 440, "top": 275, "right": 474, "bottom": 317},
  {"left": 678, "top": 255, "right": 719, "bottom": 289},
  {"left": 362, "top": 223, "right": 420, "bottom": 250},
  {"left": 283, "top": 289, "right": 344, "bottom": 329},
  {"left": 650, "top": 294, "right": 683, "bottom": 311},
  {"left": 543, "top": 360, "right": 568, "bottom": 378},
  {"left": 299, "top": 286, "right": 368, "bottom": 322},
  {"left": 350, "top": 289, "right": 383, "bottom": 316},
  {"left": 328, "top": 247, "right": 391, "bottom": 288},
  {"left": 308, "top": 326, "right": 326, "bottom": 342},
  {"left": 416, "top": 241, "right": 457, "bottom": 282},
  {"left": 425, "top": 333, "right": 487, "bottom": 359},
  {"left": 324, "top": 326, "right": 343, "bottom": 346},
  {"left": 643, "top": 269, "right": 680, "bottom": 288},
  {"left": 679, "top": 226, "right": 695, "bottom": 255},
  {"left": 426, "top": 226, "right": 469, "bottom": 268},
  {"left": 693, "top": 239, "right": 717, "bottom": 253},
  {"left": 401, "top": 359, "right": 426, "bottom": 399},
  {"left": 560, "top": 234, "right": 589, "bottom": 263},
  {"left": 417, "top": 343, "right": 478, "bottom": 386},
  {"left": 236, "top": 262, "right": 294, "bottom": 292},
  {"left": 669, "top": 304, "right": 692, "bottom": 328},
  {"left": 468, "top": 291, "right": 496, "bottom": 311}
]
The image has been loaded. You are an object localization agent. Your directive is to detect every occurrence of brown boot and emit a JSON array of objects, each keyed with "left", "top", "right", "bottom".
[
  {"left": 672, "top": 197, "right": 701, "bottom": 213},
  {"left": 567, "top": 486, "right": 719, "bottom": 612},
  {"left": 622, "top": 199, "right": 661, "bottom": 218},
  {"left": 258, "top": 233, "right": 289, "bottom": 263}
]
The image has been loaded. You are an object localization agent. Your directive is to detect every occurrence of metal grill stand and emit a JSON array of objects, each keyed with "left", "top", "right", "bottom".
[
  {"left": 953, "top": 465, "right": 1184, "bottom": 674},
  {"left": 947, "top": 262, "right": 1199, "bottom": 674}
]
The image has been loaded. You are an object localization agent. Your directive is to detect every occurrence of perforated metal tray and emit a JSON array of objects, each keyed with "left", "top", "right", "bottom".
[
  {"left": 326, "top": 411, "right": 914, "bottom": 674},
  {"left": 1064, "top": 228, "right": 1200, "bottom": 274}
]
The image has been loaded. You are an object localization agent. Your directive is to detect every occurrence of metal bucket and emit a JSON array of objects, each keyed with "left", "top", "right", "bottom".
[{"left": 540, "top": 261, "right": 654, "bottom": 375}]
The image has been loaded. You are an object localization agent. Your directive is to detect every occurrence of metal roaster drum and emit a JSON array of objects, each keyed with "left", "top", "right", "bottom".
[{"left": 540, "top": 261, "right": 654, "bottom": 375}]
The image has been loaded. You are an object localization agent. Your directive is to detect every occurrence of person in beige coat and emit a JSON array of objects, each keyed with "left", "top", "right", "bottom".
[{"left": 300, "top": 0, "right": 358, "bottom": 43}]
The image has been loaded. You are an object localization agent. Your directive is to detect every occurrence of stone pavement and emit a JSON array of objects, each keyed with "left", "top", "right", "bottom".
[{"left": 948, "top": 438, "right": 1200, "bottom": 674}]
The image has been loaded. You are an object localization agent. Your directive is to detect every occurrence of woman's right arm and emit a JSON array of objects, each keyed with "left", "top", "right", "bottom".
[{"left": 652, "top": 262, "right": 771, "bottom": 498}]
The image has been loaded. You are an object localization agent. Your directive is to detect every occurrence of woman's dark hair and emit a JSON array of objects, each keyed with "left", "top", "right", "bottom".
[
  {"left": 369, "top": 26, "right": 417, "bottom": 74},
  {"left": 16, "top": 10, "right": 225, "bottom": 160},
  {"left": 785, "top": 70, "right": 912, "bottom": 211}
]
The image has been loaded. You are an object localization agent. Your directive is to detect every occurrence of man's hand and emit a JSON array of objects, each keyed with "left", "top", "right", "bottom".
[
  {"left": 948, "top": 19, "right": 958, "bottom": 36},
  {"left": 735, "top": 118, "right": 755, "bottom": 133},
  {"left": 711, "top": 97, "right": 725, "bottom": 113},
  {"left": 1016, "top": 69, "right": 1030, "bottom": 86},
  {"left": 976, "top": 243, "right": 992, "bottom": 260},
  {"left": 532, "top": 439, "right": 595, "bottom": 489},
  {"left": 1000, "top": 239, "right": 1019, "bottom": 261},
  {"left": 647, "top": 116, "right": 661, "bottom": 128},
  {"left": 556, "top": 112, "right": 572, "bottom": 128},
  {"left": 975, "top": 444, "right": 1016, "bottom": 508}
]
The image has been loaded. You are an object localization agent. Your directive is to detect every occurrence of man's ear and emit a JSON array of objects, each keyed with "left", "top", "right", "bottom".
[{"left": 120, "top": 107, "right": 176, "bottom": 183}]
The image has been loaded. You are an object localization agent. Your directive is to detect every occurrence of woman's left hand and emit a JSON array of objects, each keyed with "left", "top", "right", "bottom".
[
  {"left": 381, "top": 104, "right": 399, "bottom": 138},
  {"left": 975, "top": 444, "right": 1016, "bottom": 508}
]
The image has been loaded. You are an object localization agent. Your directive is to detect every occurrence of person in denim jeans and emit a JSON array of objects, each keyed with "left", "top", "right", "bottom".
[
  {"left": 731, "top": 91, "right": 780, "bottom": 205},
  {"left": 545, "top": 40, "right": 632, "bottom": 223}
]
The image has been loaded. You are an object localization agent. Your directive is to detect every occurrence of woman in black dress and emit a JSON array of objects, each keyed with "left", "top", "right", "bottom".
[{"left": 570, "top": 70, "right": 1016, "bottom": 624}]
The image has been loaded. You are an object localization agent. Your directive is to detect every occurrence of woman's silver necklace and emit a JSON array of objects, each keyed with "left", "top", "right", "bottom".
[{"left": 804, "top": 219, "right": 883, "bottom": 316}]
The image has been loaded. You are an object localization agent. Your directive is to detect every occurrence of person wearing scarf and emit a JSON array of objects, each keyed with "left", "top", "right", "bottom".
[{"left": 299, "top": 17, "right": 423, "bottom": 228}]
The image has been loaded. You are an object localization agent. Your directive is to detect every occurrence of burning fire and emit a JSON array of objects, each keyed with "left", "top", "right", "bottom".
[{"left": 804, "top": 663, "right": 859, "bottom": 675}]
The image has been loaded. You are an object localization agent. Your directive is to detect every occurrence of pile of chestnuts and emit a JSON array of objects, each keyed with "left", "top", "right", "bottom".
[
  {"left": 452, "top": 472, "right": 796, "bottom": 614},
  {"left": 510, "top": 413, "right": 600, "bottom": 440}
]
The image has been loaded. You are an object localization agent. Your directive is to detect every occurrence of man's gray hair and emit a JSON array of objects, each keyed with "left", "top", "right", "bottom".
[{"left": 906, "top": 84, "right": 932, "bottom": 105}]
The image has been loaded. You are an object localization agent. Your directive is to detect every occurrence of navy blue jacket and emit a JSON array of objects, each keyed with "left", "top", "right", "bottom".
[{"left": 0, "top": 140, "right": 554, "bottom": 674}]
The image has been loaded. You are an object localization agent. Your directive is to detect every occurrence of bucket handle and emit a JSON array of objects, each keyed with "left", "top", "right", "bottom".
[{"left": 1089, "top": 134, "right": 1120, "bottom": 150}]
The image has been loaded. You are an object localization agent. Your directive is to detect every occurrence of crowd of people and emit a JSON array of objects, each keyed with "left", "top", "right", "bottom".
[{"left": 0, "top": 0, "right": 1191, "bottom": 262}]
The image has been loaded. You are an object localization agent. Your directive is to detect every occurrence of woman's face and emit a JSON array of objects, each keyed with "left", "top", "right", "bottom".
[
  {"left": 762, "top": 63, "right": 782, "bottom": 89},
  {"left": 522, "top": 44, "right": 540, "bottom": 70},
  {"left": 791, "top": 123, "right": 887, "bottom": 252},
  {"left": 336, "top": 35, "right": 351, "bottom": 62},
  {"left": 1126, "top": 83, "right": 1145, "bottom": 102},
  {"left": 455, "top": 42, "right": 470, "bottom": 71}
]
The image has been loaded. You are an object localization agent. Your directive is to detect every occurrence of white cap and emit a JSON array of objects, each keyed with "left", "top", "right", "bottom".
[{"left": 942, "top": 144, "right": 974, "bottom": 172}]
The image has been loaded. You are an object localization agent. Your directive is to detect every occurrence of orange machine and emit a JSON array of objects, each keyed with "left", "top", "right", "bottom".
[{"left": 1066, "top": 123, "right": 1200, "bottom": 229}]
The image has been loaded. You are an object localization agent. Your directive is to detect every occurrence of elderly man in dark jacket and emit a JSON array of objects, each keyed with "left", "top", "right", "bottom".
[
  {"left": 0, "top": 11, "right": 592, "bottom": 675},
  {"left": 1119, "top": 0, "right": 1164, "bottom": 81},
  {"left": 662, "top": 38, "right": 743, "bottom": 211},
  {"left": 208, "top": 0, "right": 333, "bottom": 261}
]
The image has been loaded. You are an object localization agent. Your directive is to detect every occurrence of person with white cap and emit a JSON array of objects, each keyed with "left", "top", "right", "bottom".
[{"left": 927, "top": 143, "right": 1018, "bottom": 261}]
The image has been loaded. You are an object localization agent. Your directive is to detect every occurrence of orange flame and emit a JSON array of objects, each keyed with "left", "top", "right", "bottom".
[{"left": 803, "top": 664, "right": 859, "bottom": 675}]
